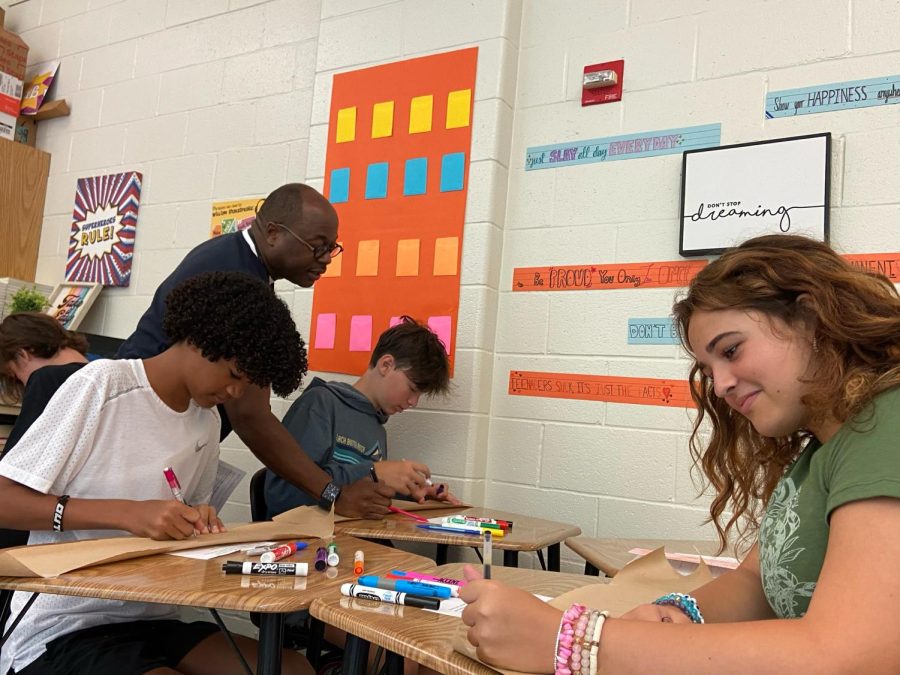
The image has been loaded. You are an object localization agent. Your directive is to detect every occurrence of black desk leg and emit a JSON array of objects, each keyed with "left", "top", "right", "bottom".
[
  {"left": 435, "top": 543, "right": 449, "bottom": 565},
  {"left": 503, "top": 550, "right": 518, "bottom": 567},
  {"left": 585, "top": 562, "right": 601, "bottom": 576},
  {"left": 306, "top": 617, "right": 325, "bottom": 668},
  {"left": 343, "top": 635, "right": 371, "bottom": 675},
  {"left": 257, "top": 613, "right": 285, "bottom": 675},
  {"left": 384, "top": 650, "right": 404, "bottom": 675},
  {"left": 548, "top": 544, "right": 561, "bottom": 572}
]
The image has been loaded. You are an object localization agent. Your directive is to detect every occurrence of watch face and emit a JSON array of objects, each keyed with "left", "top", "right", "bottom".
[{"left": 321, "top": 482, "right": 341, "bottom": 503}]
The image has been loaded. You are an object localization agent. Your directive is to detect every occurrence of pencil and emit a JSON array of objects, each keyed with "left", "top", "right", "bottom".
[{"left": 483, "top": 530, "right": 492, "bottom": 579}]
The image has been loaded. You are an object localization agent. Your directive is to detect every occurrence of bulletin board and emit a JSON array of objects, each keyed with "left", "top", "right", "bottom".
[
  {"left": 309, "top": 47, "right": 478, "bottom": 375},
  {"left": 680, "top": 133, "right": 830, "bottom": 256}
]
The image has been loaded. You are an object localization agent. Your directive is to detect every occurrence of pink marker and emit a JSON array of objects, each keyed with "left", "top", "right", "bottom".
[
  {"left": 163, "top": 467, "right": 186, "bottom": 504},
  {"left": 387, "top": 505, "right": 429, "bottom": 523},
  {"left": 387, "top": 569, "right": 465, "bottom": 596}
]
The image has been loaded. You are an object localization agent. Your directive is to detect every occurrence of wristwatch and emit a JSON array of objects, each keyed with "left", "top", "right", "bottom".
[{"left": 318, "top": 481, "right": 342, "bottom": 511}]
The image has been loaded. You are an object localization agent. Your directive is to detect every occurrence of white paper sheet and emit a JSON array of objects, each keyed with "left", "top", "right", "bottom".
[
  {"left": 209, "top": 460, "right": 247, "bottom": 512},
  {"left": 425, "top": 594, "right": 551, "bottom": 618},
  {"left": 168, "top": 541, "right": 276, "bottom": 560}
]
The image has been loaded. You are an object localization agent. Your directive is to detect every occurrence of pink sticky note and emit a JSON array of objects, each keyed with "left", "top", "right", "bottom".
[
  {"left": 427, "top": 316, "right": 452, "bottom": 354},
  {"left": 389, "top": 316, "right": 403, "bottom": 327},
  {"left": 314, "top": 313, "right": 336, "bottom": 349},
  {"left": 349, "top": 315, "right": 373, "bottom": 352}
]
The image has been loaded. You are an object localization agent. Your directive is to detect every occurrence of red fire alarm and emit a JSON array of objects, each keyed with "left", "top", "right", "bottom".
[{"left": 582, "top": 60, "right": 624, "bottom": 106}]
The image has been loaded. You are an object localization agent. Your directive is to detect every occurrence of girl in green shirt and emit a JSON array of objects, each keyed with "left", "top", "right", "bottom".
[{"left": 459, "top": 234, "right": 900, "bottom": 674}]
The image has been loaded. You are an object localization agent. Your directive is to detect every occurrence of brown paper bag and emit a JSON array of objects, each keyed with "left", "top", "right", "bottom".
[
  {"left": 452, "top": 547, "right": 715, "bottom": 674},
  {"left": 334, "top": 499, "right": 472, "bottom": 523},
  {"left": 0, "top": 505, "right": 334, "bottom": 578}
]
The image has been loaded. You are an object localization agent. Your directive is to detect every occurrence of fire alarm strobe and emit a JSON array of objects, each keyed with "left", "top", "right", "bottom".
[{"left": 582, "top": 60, "right": 624, "bottom": 106}]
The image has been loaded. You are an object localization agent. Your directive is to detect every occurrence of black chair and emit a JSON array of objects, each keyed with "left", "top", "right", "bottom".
[{"left": 249, "top": 467, "right": 268, "bottom": 522}]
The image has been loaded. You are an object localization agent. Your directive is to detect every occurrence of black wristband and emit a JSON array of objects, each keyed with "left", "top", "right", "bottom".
[{"left": 52, "top": 494, "right": 70, "bottom": 532}]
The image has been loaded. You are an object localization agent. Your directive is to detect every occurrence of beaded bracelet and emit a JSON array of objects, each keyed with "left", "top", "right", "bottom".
[
  {"left": 653, "top": 592, "right": 704, "bottom": 623},
  {"left": 556, "top": 603, "right": 587, "bottom": 675}
]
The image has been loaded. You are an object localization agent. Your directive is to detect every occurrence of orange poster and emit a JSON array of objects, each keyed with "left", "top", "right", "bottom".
[
  {"left": 508, "top": 371, "right": 695, "bottom": 408},
  {"left": 842, "top": 252, "right": 899, "bottom": 282},
  {"left": 512, "top": 259, "right": 707, "bottom": 292},
  {"left": 309, "top": 48, "right": 478, "bottom": 374}
]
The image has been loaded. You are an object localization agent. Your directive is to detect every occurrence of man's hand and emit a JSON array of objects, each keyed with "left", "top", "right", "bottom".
[
  {"left": 423, "top": 483, "right": 463, "bottom": 506},
  {"left": 335, "top": 478, "right": 394, "bottom": 519}
]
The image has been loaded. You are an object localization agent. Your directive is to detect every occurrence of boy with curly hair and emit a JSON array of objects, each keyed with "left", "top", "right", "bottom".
[
  {"left": 265, "top": 315, "right": 459, "bottom": 518},
  {"left": 0, "top": 272, "right": 311, "bottom": 675}
]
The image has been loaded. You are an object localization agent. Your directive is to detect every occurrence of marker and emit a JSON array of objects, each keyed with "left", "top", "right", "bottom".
[
  {"left": 327, "top": 542, "right": 339, "bottom": 567},
  {"left": 387, "top": 570, "right": 464, "bottom": 596},
  {"left": 370, "top": 465, "right": 379, "bottom": 482},
  {"left": 457, "top": 516, "right": 513, "bottom": 530},
  {"left": 426, "top": 522, "right": 505, "bottom": 538},
  {"left": 442, "top": 517, "right": 502, "bottom": 531},
  {"left": 417, "top": 524, "right": 483, "bottom": 536},
  {"left": 163, "top": 467, "right": 185, "bottom": 504},
  {"left": 483, "top": 530, "right": 492, "bottom": 580},
  {"left": 260, "top": 541, "right": 308, "bottom": 563},
  {"left": 354, "top": 550, "right": 365, "bottom": 575},
  {"left": 436, "top": 484, "right": 445, "bottom": 495},
  {"left": 424, "top": 478, "right": 434, "bottom": 487},
  {"left": 388, "top": 505, "right": 429, "bottom": 523},
  {"left": 341, "top": 583, "right": 440, "bottom": 610},
  {"left": 315, "top": 546, "right": 328, "bottom": 571},
  {"left": 222, "top": 561, "right": 308, "bottom": 576},
  {"left": 241, "top": 543, "right": 277, "bottom": 556},
  {"left": 357, "top": 575, "right": 451, "bottom": 599}
]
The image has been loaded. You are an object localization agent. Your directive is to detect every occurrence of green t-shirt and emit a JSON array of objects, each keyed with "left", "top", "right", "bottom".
[{"left": 758, "top": 386, "right": 900, "bottom": 618}]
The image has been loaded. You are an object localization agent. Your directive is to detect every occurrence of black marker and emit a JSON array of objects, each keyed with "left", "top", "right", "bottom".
[{"left": 222, "top": 560, "right": 308, "bottom": 576}]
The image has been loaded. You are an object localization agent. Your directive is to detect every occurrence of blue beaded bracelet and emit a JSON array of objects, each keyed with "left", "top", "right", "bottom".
[{"left": 653, "top": 592, "right": 704, "bottom": 624}]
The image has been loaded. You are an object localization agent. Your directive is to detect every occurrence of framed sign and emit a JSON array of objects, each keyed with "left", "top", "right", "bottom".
[
  {"left": 680, "top": 133, "right": 830, "bottom": 256},
  {"left": 46, "top": 282, "right": 102, "bottom": 330}
]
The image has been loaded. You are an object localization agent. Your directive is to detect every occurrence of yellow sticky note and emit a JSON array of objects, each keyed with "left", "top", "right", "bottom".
[
  {"left": 433, "top": 237, "right": 459, "bottom": 276},
  {"left": 336, "top": 107, "right": 356, "bottom": 143},
  {"left": 371, "top": 101, "right": 394, "bottom": 138},
  {"left": 446, "top": 89, "right": 471, "bottom": 129},
  {"left": 396, "top": 239, "right": 420, "bottom": 276},
  {"left": 409, "top": 95, "right": 433, "bottom": 134},
  {"left": 356, "top": 240, "right": 380, "bottom": 276},
  {"left": 322, "top": 244, "right": 343, "bottom": 277}
]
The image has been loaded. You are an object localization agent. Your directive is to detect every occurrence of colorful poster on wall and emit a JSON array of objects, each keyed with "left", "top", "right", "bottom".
[
  {"left": 766, "top": 74, "right": 900, "bottom": 118},
  {"left": 209, "top": 197, "right": 263, "bottom": 238},
  {"left": 843, "top": 252, "right": 899, "bottom": 283},
  {"left": 628, "top": 318, "right": 681, "bottom": 345},
  {"left": 66, "top": 172, "right": 142, "bottom": 286},
  {"left": 309, "top": 47, "right": 478, "bottom": 375},
  {"left": 508, "top": 371, "right": 695, "bottom": 408},
  {"left": 512, "top": 259, "right": 707, "bottom": 292}
]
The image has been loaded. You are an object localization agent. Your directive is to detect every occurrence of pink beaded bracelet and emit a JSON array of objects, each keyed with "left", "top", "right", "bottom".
[{"left": 555, "top": 603, "right": 587, "bottom": 675}]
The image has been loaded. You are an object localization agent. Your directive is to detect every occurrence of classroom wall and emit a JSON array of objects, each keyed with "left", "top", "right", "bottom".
[{"left": 4, "top": 0, "right": 898, "bottom": 587}]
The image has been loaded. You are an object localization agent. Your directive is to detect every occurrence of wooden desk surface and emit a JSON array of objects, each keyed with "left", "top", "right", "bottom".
[
  {"left": 0, "top": 534, "right": 434, "bottom": 614},
  {"left": 310, "top": 563, "right": 606, "bottom": 675},
  {"left": 565, "top": 537, "right": 729, "bottom": 577},
  {"left": 336, "top": 507, "right": 581, "bottom": 552},
  {"left": 0, "top": 402, "right": 20, "bottom": 416}
]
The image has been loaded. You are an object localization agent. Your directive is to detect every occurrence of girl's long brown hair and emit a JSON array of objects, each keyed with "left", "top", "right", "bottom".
[
  {"left": 673, "top": 235, "right": 900, "bottom": 550},
  {"left": 0, "top": 312, "right": 89, "bottom": 403}
]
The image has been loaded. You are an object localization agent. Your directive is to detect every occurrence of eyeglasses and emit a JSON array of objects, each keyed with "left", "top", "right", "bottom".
[{"left": 273, "top": 223, "right": 343, "bottom": 259}]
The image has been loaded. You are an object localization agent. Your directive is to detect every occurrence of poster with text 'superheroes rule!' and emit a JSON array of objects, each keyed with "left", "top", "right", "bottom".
[{"left": 66, "top": 171, "right": 142, "bottom": 286}]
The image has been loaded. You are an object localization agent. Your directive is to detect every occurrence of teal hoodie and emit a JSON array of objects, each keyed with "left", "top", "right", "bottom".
[{"left": 264, "top": 377, "right": 389, "bottom": 517}]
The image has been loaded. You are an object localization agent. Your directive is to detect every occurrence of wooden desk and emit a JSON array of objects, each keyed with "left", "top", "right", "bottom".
[
  {"left": 0, "top": 534, "right": 433, "bottom": 675},
  {"left": 311, "top": 562, "right": 607, "bottom": 675},
  {"left": 336, "top": 507, "right": 581, "bottom": 571},
  {"left": 565, "top": 536, "right": 729, "bottom": 577}
]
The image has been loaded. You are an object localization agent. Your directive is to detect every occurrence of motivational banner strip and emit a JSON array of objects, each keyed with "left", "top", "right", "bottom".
[
  {"left": 525, "top": 123, "right": 720, "bottom": 171},
  {"left": 512, "top": 259, "right": 707, "bottom": 292},
  {"left": 628, "top": 318, "right": 681, "bottom": 345},
  {"left": 766, "top": 75, "right": 900, "bottom": 119},
  {"left": 843, "top": 252, "right": 899, "bottom": 282},
  {"left": 509, "top": 371, "right": 695, "bottom": 408}
]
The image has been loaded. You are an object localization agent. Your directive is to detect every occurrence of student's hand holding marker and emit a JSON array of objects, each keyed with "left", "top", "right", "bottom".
[
  {"left": 423, "top": 482, "right": 463, "bottom": 506},
  {"left": 339, "top": 474, "right": 395, "bottom": 519},
  {"left": 127, "top": 500, "right": 223, "bottom": 540},
  {"left": 459, "top": 564, "right": 562, "bottom": 671},
  {"left": 372, "top": 460, "right": 431, "bottom": 501}
]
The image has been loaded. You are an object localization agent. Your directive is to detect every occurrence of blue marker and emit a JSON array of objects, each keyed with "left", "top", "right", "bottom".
[
  {"left": 357, "top": 575, "right": 451, "bottom": 599},
  {"left": 417, "top": 524, "right": 482, "bottom": 536}
]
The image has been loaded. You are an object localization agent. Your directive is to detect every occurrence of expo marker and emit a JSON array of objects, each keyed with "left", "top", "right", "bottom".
[
  {"left": 260, "top": 541, "right": 308, "bottom": 563},
  {"left": 386, "top": 570, "right": 463, "bottom": 596},
  {"left": 357, "top": 575, "right": 452, "bottom": 599},
  {"left": 163, "top": 467, "right": 186, "bottom": 504},
  {"left": 354, "top": 550, "right": 365, "bottom": 575},
  {"left": 315, "top": 547, "right": 328, "bottom": 571},
  {"left": 341, "top": 583, "right": 440, "bottom": 610},
  {"left": 222, "top": 561, "right": 308, "bottom": 576},
  {"left": 327, "top": 542, "right": 340, "bottom": 567}
]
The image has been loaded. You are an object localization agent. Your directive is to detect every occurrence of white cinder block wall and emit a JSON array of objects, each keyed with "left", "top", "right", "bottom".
[{"left": 5, "top": 0, "right": 898, "bottom": 587}]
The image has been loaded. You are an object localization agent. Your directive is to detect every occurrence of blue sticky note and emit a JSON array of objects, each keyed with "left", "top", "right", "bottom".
[
  {"left": 365, "top": 162, "right": 389, "bottom": 199},
  {"left": 439, "top": 152, "right": 465, "bottom": 192},
  {"left": 403, "top": 157, "right": 428, "bottom": 196},
  {"left": 329, "top": 168, "right": 350, "bottom": 203}
]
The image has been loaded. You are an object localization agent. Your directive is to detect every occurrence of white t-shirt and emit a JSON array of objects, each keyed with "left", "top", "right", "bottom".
[{"left": 0, "top": 359, "right": 220, "bottom": 674}]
